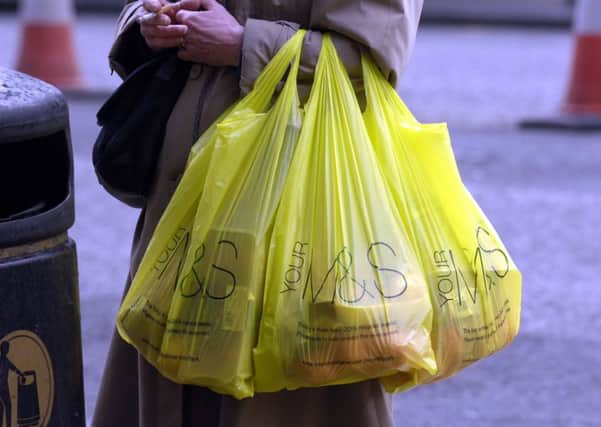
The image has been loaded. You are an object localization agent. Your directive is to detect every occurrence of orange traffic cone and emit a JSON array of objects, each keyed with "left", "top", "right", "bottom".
[
  {"left": 16, "top": 0, "right": 82, "bottom": 90},
  {"left": 522, "top": 0, "right": 601, "bottom": 130}
]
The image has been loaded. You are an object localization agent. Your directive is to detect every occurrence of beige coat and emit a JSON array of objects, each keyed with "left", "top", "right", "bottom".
[{"left": 92, "top": 1, "right": 423, "bottom": 426}]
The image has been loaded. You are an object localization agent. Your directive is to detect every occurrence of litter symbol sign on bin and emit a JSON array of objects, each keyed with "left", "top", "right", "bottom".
[
  {"left": 17, "top": 372, "right": 41, "bottom": 427},
  {"left": 0, "top": 331, "right": 53, "bottom": 427}
]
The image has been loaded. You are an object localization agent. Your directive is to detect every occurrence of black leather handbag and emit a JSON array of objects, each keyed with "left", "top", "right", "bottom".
[{"left": 93, "top": 53, "right": 191, "bottom": 208}]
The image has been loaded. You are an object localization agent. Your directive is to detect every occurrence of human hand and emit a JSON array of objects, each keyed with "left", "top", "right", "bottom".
[
  {"left": 175, "top": 0, "right": 244, "bottom": 67},
  {"left": 139, "top": 0, "right": 189, "bottom": 50}
]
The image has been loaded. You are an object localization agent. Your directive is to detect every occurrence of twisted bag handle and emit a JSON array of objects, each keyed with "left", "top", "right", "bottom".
[
  {"left": 361, "top": 51, "right": 420, "bottom": 126},
  {"left": 236, "top": 30, "right": 306, "bottom": 113},
  {"left": 187, "top": 29, "right": 306, "bottom": 161}
]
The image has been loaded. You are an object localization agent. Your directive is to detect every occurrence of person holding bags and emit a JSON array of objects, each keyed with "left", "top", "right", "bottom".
[{"left": 93, "top": 1, "right": 425, "bottom": 427}]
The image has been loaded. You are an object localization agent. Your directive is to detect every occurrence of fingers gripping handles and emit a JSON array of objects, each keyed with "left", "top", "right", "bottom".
[{"left": 240, "top": 30, "right": 408, "bottom": 124}]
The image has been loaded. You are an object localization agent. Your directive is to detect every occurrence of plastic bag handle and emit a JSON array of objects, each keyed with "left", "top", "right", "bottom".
[
  {"left": 308, "top": 35, "right": 418, "bottom": 125},
  {"left": 304, "top": 34, "right": 353, "bottom": 109},
  {"left": 361, "top": 51, "right": 419, "bottom": 125},
  {"left": 238, "top": 30, "right": 306, "bottom": 111}
]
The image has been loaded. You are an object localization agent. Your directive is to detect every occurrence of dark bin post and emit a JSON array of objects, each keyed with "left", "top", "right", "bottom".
[{"left": 0, "top": 68, "right": 85, "bottom": 426}]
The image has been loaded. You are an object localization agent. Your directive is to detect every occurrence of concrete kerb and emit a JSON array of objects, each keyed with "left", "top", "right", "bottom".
[
  {"left": 63, "top": 87, "right": 112, "bottom": 102},
  {"left": 521, "top": 115, "right": 601, "bottom": 131}
]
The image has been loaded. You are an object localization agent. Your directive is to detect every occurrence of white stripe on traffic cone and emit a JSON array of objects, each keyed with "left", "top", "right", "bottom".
[{"left": 16, "top": 0, "right": 82, "bottom": 90}]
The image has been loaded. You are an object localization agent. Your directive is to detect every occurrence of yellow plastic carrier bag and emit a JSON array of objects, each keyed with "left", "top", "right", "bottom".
[
  {"left": 253, "top": 36, "right": 437, "bottom": 393},
  {"left": 359, "top": 53, "right": 522, "bottom": 391},
  {"left": 116, "top": 28, "right": 521, "bottom": 399},
  {"left": 117, "top": 31, "right": 307, "bottom": 399}
]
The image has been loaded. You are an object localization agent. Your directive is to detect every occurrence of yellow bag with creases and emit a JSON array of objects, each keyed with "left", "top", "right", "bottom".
[
  {"left": 253, "top": 36, "right": 437, "bottom": 393},
  {"left": 360, "top": 54, "right": 522, "bottom": 391},
  {"left": 117, "top": 31, "right": 307, "bottom": 399}
]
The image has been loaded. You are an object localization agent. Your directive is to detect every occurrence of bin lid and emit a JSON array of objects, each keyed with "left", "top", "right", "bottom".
[
  {"left": 0, "top": 67, "right": 74, "bottom": 249},
  {"left": 0, "top": 67, "right": 69, "bottom": 143}
]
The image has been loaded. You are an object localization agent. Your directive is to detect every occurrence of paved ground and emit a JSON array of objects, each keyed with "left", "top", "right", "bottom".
[{"left": 2, "top": 12, "right": 600, "bottom": 427}]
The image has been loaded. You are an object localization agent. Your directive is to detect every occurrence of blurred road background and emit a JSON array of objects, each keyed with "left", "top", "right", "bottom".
[
  {"left": 0, "top": 0, "right": 577, "bottom": 25},
  {"left": 1, "top": 1, "right": 600, "bottom": 426}
]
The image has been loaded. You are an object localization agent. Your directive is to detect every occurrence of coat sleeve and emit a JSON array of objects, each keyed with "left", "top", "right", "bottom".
[
  {"left": 239, "top": 0, "right": 424, "bottom": 96},
  {"left": 108, "top": 1, "right": 157, "bottom": 79}
]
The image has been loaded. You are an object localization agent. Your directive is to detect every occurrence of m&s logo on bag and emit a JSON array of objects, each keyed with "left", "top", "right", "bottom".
[
  {"left": 432, "top": 226, "right": 510, "bottom": 310},
  {"left": 280, "top": 240, "right": 410, "bottom": 305},
  {"left": 152, "top": 227, "right": 254, "bottom": 302}
]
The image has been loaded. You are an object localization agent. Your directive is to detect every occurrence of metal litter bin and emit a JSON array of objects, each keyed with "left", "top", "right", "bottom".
[{"left": 0, "top": 67, "right": 85, "bottom": 427}]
